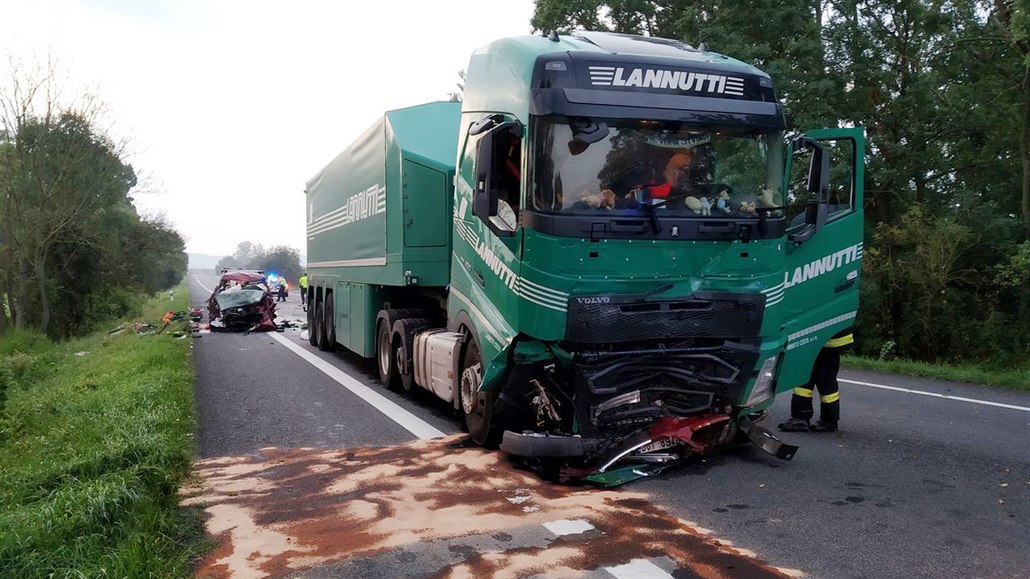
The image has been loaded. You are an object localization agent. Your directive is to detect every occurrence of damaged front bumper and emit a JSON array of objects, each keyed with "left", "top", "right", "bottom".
[{"left": 500, "top": 412, "right": 797, "bottom": 486}]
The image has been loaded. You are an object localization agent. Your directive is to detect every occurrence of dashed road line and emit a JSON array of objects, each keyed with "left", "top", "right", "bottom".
[
  {"left": 841, "top": 378, "right": 1030, "bottom": 413},
  {"left": 542, "top": 519, "right": 595, "bottom": 536},
  {"left": 268, "top": 332, "right": 446, "bottom": 440},
  {"left": 605, "top": 559, "right": 675, "bottom": 578}
]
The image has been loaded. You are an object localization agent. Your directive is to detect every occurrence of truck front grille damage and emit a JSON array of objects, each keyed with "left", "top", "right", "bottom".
[
  {"left": 499, "top": 289, "right": 799, "bottom": 482},
  {"left": 573, "top": 342, "right": 759, "bottom": 436}
]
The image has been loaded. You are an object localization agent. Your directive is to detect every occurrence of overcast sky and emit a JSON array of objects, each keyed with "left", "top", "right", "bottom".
[{"left": 0, "top": 0, "right": 537, "bottom": 257}]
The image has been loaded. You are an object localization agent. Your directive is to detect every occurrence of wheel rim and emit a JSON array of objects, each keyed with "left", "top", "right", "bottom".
[
  {"left": 460, "top": 362, "right": 481, "bottom": 415},
  {"left": 377, "top": 325, "right": 390, "bottom": 376}
]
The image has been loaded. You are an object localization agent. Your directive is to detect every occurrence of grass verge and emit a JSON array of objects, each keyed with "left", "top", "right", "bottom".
[
  {"left": 843, "top": 355, "right": 1030, "bottom": 391},
  {"left": 0, "top": 281, "right": 205, "bottom": 577}
]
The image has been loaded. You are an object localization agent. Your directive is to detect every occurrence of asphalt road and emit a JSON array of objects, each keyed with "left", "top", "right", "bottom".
[{"left": 188, "top": 272, "right": 1030, "bottom": 578}]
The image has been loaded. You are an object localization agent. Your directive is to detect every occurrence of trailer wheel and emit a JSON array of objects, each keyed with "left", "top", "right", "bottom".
[
  {"left": 314, "top": 298, "right": 327, "bottom": 349},
  {"left": 459, "top": 337, "right": 501, "bottom": 447},
  {"left": 319, "top": 292, "right": 336, "bottom": 352},
  {"left": 307, "top": 291, "right": 318, "bottom": 347},
  {"left": 376, "top": 319, "right": 399, "bottom": 389}
]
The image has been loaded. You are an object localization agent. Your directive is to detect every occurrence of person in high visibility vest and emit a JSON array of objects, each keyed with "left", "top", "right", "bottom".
[
  {"left": 299, "top": 272, "right": 308, "bottom": 307},
  {"left": 778, "top": 328, "right": 853, "bottom": 433}
]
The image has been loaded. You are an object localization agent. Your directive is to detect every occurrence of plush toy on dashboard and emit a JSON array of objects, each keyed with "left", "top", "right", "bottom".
[
  {"left": 739, "top": 201, "right": 757, "bottom": 215},
  {"left": 757, "top": 186, "right": 780, "bottom": 209},
  {"left": 699, "top": 196, "right": 713, "bottom": 216},
  {"left": 715, "top": 189, "right": 732, "bottom": 214},
  {"left": 685, "top": 196, "right": 704, "bottom": 214}
]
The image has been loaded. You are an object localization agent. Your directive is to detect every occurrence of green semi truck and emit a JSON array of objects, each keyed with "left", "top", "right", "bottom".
[{"left": 305, "top": 31, "right": 863, "bottom": 481}]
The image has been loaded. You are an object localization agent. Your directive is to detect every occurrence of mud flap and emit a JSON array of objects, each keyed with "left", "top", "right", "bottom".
[{"left": 738, "top": 416, "right": 798, "bottom": 461}]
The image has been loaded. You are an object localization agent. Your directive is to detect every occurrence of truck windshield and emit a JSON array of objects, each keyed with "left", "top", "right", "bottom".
[{"left": 531, "top": 118, "right": 785, "bottom": 219}]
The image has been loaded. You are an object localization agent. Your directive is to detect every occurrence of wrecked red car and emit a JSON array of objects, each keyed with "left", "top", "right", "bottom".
[{"left": 207, "top": 270, "right": 277, "bottom": 332}]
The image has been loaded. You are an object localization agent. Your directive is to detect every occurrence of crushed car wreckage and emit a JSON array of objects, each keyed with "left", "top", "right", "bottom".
[{"left": 207, "top": 270, "right": 278, "bottom": 332}]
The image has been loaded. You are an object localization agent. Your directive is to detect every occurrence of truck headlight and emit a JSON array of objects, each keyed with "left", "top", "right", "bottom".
[{"left": 744, "top": 356, "right": 779, "bottom": 407}]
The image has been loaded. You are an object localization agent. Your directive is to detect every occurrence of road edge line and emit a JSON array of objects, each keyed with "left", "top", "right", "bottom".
[
  {"left": 840, "top": 378, "right": 1030, "bottom": 413},
  {"left": 269, "top": 332, "right": 447, "bottom": 440},
  {"left": 193, "top": 275, "right": 213, "bottom": 294}
]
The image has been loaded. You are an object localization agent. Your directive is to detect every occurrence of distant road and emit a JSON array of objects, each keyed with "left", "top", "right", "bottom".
[{"left": 187, "top": 273, "right": 1029, "bottom": 578}]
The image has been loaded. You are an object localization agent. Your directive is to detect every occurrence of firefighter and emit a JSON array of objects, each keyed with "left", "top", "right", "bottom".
[
  {"left": 778, "top": 328, "right": 853, "bottom": 433},
  {"left": 299, "top": 272, "right": 308, "bottom": 307}
]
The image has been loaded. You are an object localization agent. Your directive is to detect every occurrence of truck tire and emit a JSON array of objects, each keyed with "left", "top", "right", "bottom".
[
  {"left": 393, "top": 317, "right": 433, "bottom": 392},
  {"left": 376, "top": 318, "right": 400, "bottom": 389},
  {"left": 307, "top": 291, "right": 318, "bottom": 347},
  {"left": 314, "top": 298, "right": 327, "bottom": 350},
  {"left": 319, "top": 292, "right": 336, "bottom": 352},
  {"left": 459, "top": 336, "right": 501, "bottom": 448}
]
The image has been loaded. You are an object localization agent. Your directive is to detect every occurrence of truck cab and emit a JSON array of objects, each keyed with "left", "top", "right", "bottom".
[{"left": 447, "top": 32, "right": 862, "bottom": 464}]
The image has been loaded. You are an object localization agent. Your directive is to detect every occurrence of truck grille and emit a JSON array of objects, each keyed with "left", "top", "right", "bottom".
[
  {"left": 565, "top": 291, "right": 764, "bottom": 344},
  {"left": 572, "top": 343, "right": 759, "bottom": 435}
]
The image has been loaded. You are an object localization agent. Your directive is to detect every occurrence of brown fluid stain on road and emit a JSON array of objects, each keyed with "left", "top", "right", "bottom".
[{"left": 181, "top": 436, "right": 799, "bottom": 578}]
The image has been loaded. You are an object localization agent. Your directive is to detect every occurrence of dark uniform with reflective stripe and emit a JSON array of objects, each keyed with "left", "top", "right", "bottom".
[{"left": 789, "top": 328, "right": 853, "bottom": 428}]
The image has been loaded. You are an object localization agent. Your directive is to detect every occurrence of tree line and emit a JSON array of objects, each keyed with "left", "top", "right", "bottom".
[
  {"left": 0, "top": 61, "right": 186, "bottom": 339},
  {"left": 215, "top": 242, "right": 303, "bottom": 285},
  {"left": 532, "top": 0, "right": 1030, "bottom": 366}
]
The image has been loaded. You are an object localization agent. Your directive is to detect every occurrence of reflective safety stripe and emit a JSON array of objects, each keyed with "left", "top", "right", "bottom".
[
  {"left": 821, "top": 392, "right": 840, "bottom": 404},
  {"left": 826, "top": 334, "right": 854, "bottom": 348},
  {"left": 793, "top": 387, "right": 814, "bottom": 398}
]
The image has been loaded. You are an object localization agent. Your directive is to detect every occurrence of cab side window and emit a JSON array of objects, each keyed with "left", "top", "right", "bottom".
[
  {"left": 488, "top": 128, "right": 521, "bottom": 232},
  {"left": 786, "top": 138, "right": 856, "bottom": 228},
  {"left": 825, "top": 139, "right": 855, "bottom": 220}
]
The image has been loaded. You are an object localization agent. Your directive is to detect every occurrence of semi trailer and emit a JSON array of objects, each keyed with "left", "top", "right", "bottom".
[{"left": 304, "top": 31, "right": 864, "bottom": 483}]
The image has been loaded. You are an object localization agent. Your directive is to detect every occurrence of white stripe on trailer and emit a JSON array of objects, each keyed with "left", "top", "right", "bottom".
[{"left": 308, "top": 257, "right": 387, "bottom": 268}]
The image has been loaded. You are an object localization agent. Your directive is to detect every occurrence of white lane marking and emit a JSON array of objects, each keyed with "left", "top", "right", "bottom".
[
  {"left": 193, "top": 275, "right": 213, "bottom": 294},
  {"left": 268, "top": 333, "right": 446, "bottom": 440},
  {"left": 605, "top": 559, "right": 673, "bottom": 579},
  {"left": 542, "top": 519, "right": 595, "bottom": 536},
  {"left": 841, "top": 378, "right": 1030, "bottom": 413}
]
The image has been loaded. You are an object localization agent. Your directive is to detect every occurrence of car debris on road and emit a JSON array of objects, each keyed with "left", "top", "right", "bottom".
[{"left": 206, "top": 270, "right": 278, "bottom": 332}]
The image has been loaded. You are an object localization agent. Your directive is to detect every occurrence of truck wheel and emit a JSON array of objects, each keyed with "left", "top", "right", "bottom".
[
  {"left": 394, "top": 318, "right": 432, "bottom": 393},
  {"left": 307, "top": 292, "right": 318, "bottom": 346},
  {"left": 459, "top": 337, "right": 501, "bottom": 448},
  {"left": 314, "top": 298, "right": 327, "bottom": 349},
  {"left": 376, "top": 319, "right": 400, "bottom": 389},
  {"left": 319, "top": 292, "right": 336, "bottom": 352}
]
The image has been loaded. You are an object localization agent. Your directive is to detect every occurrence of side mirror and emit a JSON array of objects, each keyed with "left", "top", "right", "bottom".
[
  {"left": 473, "top": 130, "right": 498, "bottom": 221},
  {"left": 806, "top": 142, "right": 830, "bottom": 195},
  {"left": 787, "top": 136, "right": 830, "bottom": 244},
  {"left": 787, "top": 202, "right": 828, "bottom": 243}
]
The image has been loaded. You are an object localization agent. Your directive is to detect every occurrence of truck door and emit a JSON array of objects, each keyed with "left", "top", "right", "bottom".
[
  {"left": 449, "top": 114, "right": 523, "bottom": 376},
  {"left": 776, "top": 128, "right": 865, "bottom": 391}
]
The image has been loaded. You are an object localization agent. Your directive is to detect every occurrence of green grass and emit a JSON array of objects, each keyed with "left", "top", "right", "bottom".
[
  {"left": 843, "top": 355, "right": 1030, "bottom": 391},
  {"left": 0, "top": 282, "right": 206, "bottom": 578}
]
